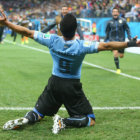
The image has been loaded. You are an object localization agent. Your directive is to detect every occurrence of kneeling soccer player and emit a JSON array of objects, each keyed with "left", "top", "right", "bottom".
[{"left": 0, "top": 9, "right": 140, "bottom": 134}]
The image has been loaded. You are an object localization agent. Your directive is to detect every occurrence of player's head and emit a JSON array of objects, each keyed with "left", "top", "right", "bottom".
[
  {"left": 60, "top": 13, "right": 77, "bottom": 39},
  {"left": 61, "top": 5, "right": 69, "bottom": 16},
  {"left": 112, "top": 7, "right": 119, "bottom": 19}
]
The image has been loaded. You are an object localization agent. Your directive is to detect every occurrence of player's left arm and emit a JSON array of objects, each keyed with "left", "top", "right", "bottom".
[
  {"left": 0, "top": 9, "right": 34, "bottom": 39},
  {"left": 104, "top": 21, "right": 110, "bottom": 42},
  {"left": 98, "top": 37, "right": 140, "bottom": 51},
  {"left": 123, "top": 19, "right": 131, "bottom": 40}
]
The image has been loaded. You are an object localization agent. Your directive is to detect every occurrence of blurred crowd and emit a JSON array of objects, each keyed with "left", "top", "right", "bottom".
[{"left": 0, "top": 0, "right": 140, "bottom": 21}]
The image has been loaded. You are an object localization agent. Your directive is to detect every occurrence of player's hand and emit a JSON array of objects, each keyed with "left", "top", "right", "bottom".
[
  {"left": 127, "top": 36, "right": 140, "bottom": 47},
  {"left": 136, "top": 40, "right": 140, "bottom": 47},
  {"left": 132, "top": 36, "right": 137, "bottom": 41},
  {"left": 0, "top": 9, "right": 7, "bottom": 25},
  {"left": 133, "top": 36, "right": 140, "bottom": 47}
]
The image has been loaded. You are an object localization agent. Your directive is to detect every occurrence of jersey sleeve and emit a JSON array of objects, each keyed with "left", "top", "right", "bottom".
[
  {"left": 123, "top": 19, "right": 131, "bottom": 40},
  {"left": 81, "top": 41, "right": 99, "bottom": 54},
  {"left": 34, "top": 31, "right": 53, "bottom": 48}
]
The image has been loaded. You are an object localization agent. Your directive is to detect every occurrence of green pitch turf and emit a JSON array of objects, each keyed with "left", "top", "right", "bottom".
[{"left": 0, "top": 35, "right": 140, "bottom": 140}]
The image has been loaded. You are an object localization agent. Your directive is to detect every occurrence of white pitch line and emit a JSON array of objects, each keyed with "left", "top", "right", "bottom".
[
  {"left": 0, "top": 107, "right": 140, "bottom": 111},
  {"left": 4, "top": 40, "right": 140, "bottom": 81},
  {"left": 83, "top": 61, "right": 140, "bottom": 80}
]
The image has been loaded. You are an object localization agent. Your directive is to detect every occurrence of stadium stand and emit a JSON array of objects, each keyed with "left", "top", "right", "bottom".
[
  {"left": 0, "top": 0, "right": 139, "bottom": 42},
  {"left": 0, "top": 0, "right": 139, "bottom": 20}
]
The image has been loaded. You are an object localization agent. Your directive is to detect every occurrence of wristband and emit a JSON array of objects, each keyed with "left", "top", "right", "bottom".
[{"left": 127, "top": 38, "right": 137, "bottom": 47}]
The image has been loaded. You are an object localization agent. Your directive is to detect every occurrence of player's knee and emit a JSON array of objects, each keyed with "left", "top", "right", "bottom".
[
  {"left": 119, "top": 54, "right": 124, "bottom": 58},
  {"left": 63, "top": 115, "right": 89, "bottom": 127},
  {"left": 113, "top": 51, "right": 119, "bottom": 57},
  {"left": 114, "top": 54, "right": 118, "bottom": 58},
  {"left": 63, "top": 114, "right": 95, "bottom": 128},
  {"left": 24, "top": 110, "right": 43, "bottom": 124}
]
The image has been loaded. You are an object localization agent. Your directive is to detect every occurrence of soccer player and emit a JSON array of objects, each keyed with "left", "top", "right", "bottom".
[
  {"left": 0, "top": 10, "right": 139, "bottom": 134},
  {"left": 0, "top": 24, "right": 4, "bottom": 44},
  {"left": 19, "top": 15, "right": 30, "bottom": 45},
  {"left": 105, "top": 7, "right": 131, "bottom": 74},
  {"left": 42, "top": 5, "right": 84, "bottom": 40},
  {"left": 11, "top": 15, "right": 18, "bottom": 44}
]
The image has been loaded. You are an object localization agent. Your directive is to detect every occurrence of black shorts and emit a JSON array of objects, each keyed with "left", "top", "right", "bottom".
[
  {"left": 118, "top": 48, "right": 125, "bottom": 54},
  {"left": 35, "top": 75, "right": 94, "bottom": 117}
]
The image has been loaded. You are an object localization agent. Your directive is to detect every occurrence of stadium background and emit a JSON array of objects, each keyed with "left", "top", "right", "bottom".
[
  {"left": 0, "top": 0, "right": 140, "bottom": 140},
  {"left": 0, "top": 0, "right": 140, "bottom": 52}
]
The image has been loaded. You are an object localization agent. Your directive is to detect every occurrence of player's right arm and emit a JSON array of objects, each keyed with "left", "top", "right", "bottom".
[
  {"left": 0, "top": 9, "right": 34, "bottom": 39},
  {"left": 123, "top": 19, "right": 131, "bottom": 40}
]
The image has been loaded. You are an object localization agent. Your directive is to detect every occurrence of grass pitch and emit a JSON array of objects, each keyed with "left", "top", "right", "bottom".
[{"left": 0, "top": 35, "right": 140, "bottom": 140}]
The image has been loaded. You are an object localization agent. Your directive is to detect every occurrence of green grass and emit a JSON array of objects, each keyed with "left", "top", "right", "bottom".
[
  {"left": 0, "top": 110, "right": 140, "bottom": 140},
  {"left": 0, "top": 35, "right": 140, "bottom": 140}
]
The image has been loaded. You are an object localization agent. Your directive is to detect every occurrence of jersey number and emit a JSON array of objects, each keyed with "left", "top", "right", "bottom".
[{"left": 59, "top": 58, "right": 71, "bottom": 74}]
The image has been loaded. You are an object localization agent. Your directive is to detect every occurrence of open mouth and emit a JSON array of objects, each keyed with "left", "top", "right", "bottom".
[{"left": 113, "top": 15, "right": 118, "bottom": 18}]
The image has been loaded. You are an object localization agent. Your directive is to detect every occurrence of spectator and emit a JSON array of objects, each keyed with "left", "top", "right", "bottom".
[{"left": 0, "top": 0, "right": 139, "bottom": 19}]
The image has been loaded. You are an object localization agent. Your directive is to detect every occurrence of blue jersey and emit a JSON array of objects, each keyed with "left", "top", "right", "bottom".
[{"left": 34, "top": 31, "right": 99, "bottom": 79}]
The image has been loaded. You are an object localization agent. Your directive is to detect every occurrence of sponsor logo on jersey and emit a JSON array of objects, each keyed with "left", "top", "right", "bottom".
[
  {"left": 83, "top": 41, "right": 92, "bottom": 47},
  {"left": 64, "top": 45, "right": 69, "bottom": 48},
  {"left": 43, "top": 34, "right": 51, "bottom": 39},
  {"left": 119, "top": 19, "right": 122, "bottom": 24}
]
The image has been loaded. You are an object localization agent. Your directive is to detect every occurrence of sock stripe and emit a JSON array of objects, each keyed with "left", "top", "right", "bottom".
[{"left": 33, "top": 108, "right": 44, "bottom": 118}]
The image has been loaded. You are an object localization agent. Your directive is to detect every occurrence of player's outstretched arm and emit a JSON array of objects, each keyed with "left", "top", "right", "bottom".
[
  {"left": 98, "top": 37, "right": 140, "bottom": 51},
  {"left": 0, "top": 9, "right": 34, "bottom": 39}
]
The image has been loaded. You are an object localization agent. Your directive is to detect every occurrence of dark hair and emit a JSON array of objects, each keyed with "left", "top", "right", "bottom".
[
  {"left": 60, "top": 13, "right": 77, "bottom": 39},
  {"left": 112, "top": 7, "right": 119, "bottom": 12}
]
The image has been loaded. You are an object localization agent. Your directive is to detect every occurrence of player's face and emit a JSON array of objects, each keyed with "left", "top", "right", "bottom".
[
  {"left": 61, "top": 7, "right": 69, "bottom": 16},
  {"left": 112, "top": 9, "right": 119, "bottom": 19}
]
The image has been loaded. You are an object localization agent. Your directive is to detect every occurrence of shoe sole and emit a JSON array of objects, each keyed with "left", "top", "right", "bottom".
[
  {"left": 3, "top": 118, "right": 28, "bottom": 130},
  {"left": 52, "top": 115, "right": 61, "bottom": 134}
]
